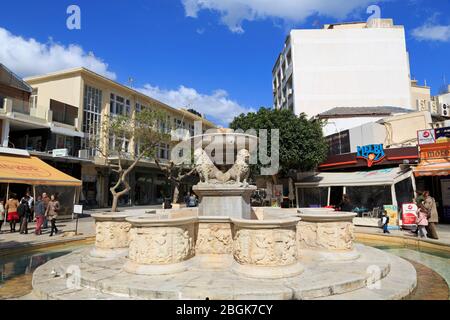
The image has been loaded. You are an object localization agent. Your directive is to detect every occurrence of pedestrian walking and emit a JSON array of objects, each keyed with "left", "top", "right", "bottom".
[
  {"left": 45, "top": 194, "right": 60, "bottom": 237},
  {"left": 0, "top": 199, "right": 5, "bottom": 233},
  {"left": 42, "top": 193, "right": 50, "bottom": 229},
  {"left": 5, "top": 194, "right": 20, "bottom": 233},
  {"left": 34, "top": 195, "right": 45, "bottom": 235},
  {"left": 18, "top": 199, "right": 31, "bottom": 234},
  {"left": 416, "top": 206, "right": 429, "bottom": 239},
  {"left": 381, "top": 210, "right": 390, "bottom": 234},
  {"left": 422, "top": 191, "right": 439, "bottom": 240},
  {"left": 21, "top": 191, "right": 34, "bottom": 223}
]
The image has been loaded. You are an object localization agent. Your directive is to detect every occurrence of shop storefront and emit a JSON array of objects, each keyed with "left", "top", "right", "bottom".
[
  {"left": 0, "top": 152, "right": 82, "bottom": 217},
  {"left": 297, "top": 144, "right": 420, "bottom": 228},
  {"left": 295, "top": 167, "right": 416, "bottom": 228},
  {"left": 414, "top": 128, "right": 450, "bottom": 223}
]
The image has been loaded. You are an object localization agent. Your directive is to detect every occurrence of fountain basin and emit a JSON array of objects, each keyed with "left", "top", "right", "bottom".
[
  {"left": 123, "top": 216, "right": 196, "bottom": 275},
  {"left": 90, "top": 212, "right": 135, "bottom": 258},
  {"left": 297, "top": 210, "right": 359, "bottom": 261},
  {"left": 231, "top": 217, "right": 304, "bottom": 279}
]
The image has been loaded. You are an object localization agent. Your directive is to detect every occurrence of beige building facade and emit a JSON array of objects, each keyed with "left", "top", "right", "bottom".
[{"left": 18, "top": 67, "right": 216, "bottom": 208}]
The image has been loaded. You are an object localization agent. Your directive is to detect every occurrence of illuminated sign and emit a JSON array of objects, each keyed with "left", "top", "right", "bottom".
[{"left": 356, "top": 144, "right": 386, "bottom": 167}]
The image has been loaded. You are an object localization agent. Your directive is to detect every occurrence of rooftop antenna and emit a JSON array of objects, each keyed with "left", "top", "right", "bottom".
[{"left": 128, "top": 77, "right": 134, "bottom": 89}]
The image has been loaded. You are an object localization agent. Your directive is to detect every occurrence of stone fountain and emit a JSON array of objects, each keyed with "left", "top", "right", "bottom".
[{"left": 30, "top": 130, "right": 418, "bottom": 300}]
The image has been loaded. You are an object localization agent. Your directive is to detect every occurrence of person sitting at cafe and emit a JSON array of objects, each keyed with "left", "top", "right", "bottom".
[{"left": 338, "top": 194, "right": 353, "bottom": 212}]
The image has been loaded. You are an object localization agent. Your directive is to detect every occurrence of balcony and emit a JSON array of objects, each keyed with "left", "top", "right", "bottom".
[{"left": 1, "top": 97, "right": 31, "bottom": 115}]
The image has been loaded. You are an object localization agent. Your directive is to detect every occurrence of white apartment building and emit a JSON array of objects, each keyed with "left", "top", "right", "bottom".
[{"left": 272, "top": 19, "right": 413, "bottom": 118}]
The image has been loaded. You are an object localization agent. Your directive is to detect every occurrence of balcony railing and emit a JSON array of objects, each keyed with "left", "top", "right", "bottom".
[{"left": 1, "top": 97, "right": 32, "bottom": 115}]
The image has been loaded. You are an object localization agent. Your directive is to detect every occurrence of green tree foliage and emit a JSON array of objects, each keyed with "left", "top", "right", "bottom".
[{"left": 229, "top": 108, "right": 328, "bottom": 176}]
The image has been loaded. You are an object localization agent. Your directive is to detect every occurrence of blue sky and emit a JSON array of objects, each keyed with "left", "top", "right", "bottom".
[{"left": 0, "top": 0, "right": 449, "bottom": 126}]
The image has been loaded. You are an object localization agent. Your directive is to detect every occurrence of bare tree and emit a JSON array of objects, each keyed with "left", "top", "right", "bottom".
[
  {"left": 91, "top": 108, "right": 171, "bottom": 212},
  {"left": 155, "top": 159, "right": 196, "bottom": 204}
]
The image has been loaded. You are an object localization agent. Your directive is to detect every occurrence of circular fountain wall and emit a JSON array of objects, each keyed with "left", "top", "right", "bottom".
[{"left": 30, "top": 130, "right": 418, "bottom": 300}]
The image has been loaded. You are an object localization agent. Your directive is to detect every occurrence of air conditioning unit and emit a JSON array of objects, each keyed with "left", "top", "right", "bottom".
[
  {"left": 288, "top": 88, "right": 293, "bottom": 95},
  {"left": 440, "top": 103, "right": 449, "bottom": 117},
  {"left": 78, "top": 149, "right": 89, "bottom": 159}
]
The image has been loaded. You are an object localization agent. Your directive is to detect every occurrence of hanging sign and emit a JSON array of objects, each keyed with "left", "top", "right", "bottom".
[{"left": 356, "top": 144, "right": 386, "bottom": 167}]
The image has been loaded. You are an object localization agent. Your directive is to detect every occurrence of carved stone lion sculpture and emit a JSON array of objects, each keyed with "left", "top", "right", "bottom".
[
  {"left": 194, "top": 148, "right": 224, "bottom": 184},
  {"left": 224, "top": 149, "right": 250, "bottom": 186}
]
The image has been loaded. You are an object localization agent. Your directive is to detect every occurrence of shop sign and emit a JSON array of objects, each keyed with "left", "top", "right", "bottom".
[
  {"left": 384, "top": 205, "right": 400, "bottom": 230},
  {"left": 52, "top": 148, "right": 69, "bottom": 157},
  {"left": 435, "top": 127, "right": 450, "bottom": 144},
  {"left": 420, "top": 142, "right": 450, "bottom": 160},
  {"left": 417, "top": 129, "right": 436, "bottom": 145},
  {"left": 402, "top": 203, "right": 418, "bottom": 226},
  {"left": 356, "top": 144, "right": 385, "bottom": 167}
]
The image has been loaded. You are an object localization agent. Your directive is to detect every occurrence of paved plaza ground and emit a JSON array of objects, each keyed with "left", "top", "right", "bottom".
[
  {"left": 0, "top": 206, "right": 161, "bottom": 252},
  {"left": 1, "top": 206, "right": 449, "bottom": 252}
]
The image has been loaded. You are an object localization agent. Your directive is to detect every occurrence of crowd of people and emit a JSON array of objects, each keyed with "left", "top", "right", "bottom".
[{"left": 0, "top": 191, "right": 60, "bottom": 237}]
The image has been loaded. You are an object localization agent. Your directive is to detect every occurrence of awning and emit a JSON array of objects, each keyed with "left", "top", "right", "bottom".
[
  {"left": 50, "top": 125, "right": 85, "bottom": 138},
  {"left": 414, "top": 158, "right": 450, "bottom": 177},
  {"left": 295, "top": 167, "right": 412, "bottom": 187},
  {"left": 0, "top": 155, "right": 82, "bottom": 186}
]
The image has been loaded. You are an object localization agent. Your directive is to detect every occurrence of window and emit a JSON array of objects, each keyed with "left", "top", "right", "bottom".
[
  {"left": 329, "top": 186, "right": 344, "bottom": 207},
  {"left": 158, "top": 143, "right": 170, "bottom": 160},
  {"left": 50, "top": 99, "right": 78, "bottom": 126},
  {"left": 136, "top": 102, "right": 146, "bottom": 113},
  {"left": 54, "top": 134, "right": 74, "bottom": 155},
  {"left": 110, "top": 94, "right": 128, "bottom": 116},
  {"left": 30, "top": 88, "right": 38, "bottom": 108},
  {"left": 395, "top": 178, "right": 414, "bottom": 208},
  {"left": 346, "top": 185, "right": 392, "bottom": 213},
  {"left": 82, "top": 85, "right": 102, "bottom": 156},
  {"left": 109, "top": 134, "right": 130, "bottom": 154},
  {"left": 297, "top": 187, "right": 328, "bottom": 208}
]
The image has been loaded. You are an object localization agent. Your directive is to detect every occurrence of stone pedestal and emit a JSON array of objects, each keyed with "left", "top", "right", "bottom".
[
  {"left": 297, "top": 211, "right": 359, "bottom": 261},
  {"left": 90, "top": 213, "right": 133, "bottom": 258},
  {"left": 231, "top": 218, "right": 304, "bottom": 279},
  {"left": 193, "top": 185, "right": 256, "bottom": 219},
  {"left": 124, "top": 216, "right": 196, "bottom": 275}
]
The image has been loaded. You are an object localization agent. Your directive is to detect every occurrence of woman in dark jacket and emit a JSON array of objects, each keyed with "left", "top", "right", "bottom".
[{"left": 18, "top": 199, "right": 31, "bottom": 234}]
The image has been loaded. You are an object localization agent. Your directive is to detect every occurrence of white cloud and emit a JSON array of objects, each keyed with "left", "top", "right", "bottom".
[
  {"left": 138, "top": 84, "right": 254, "bottom": 126},
  {"left": 0, "top": 27, "right": 116, "bottom": 79},
  {"left": 181, "top": 0, "right": 381, "bottom": 33},
  {"left": 412, "top": 24, "right": 450, "bottom": 42}
]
